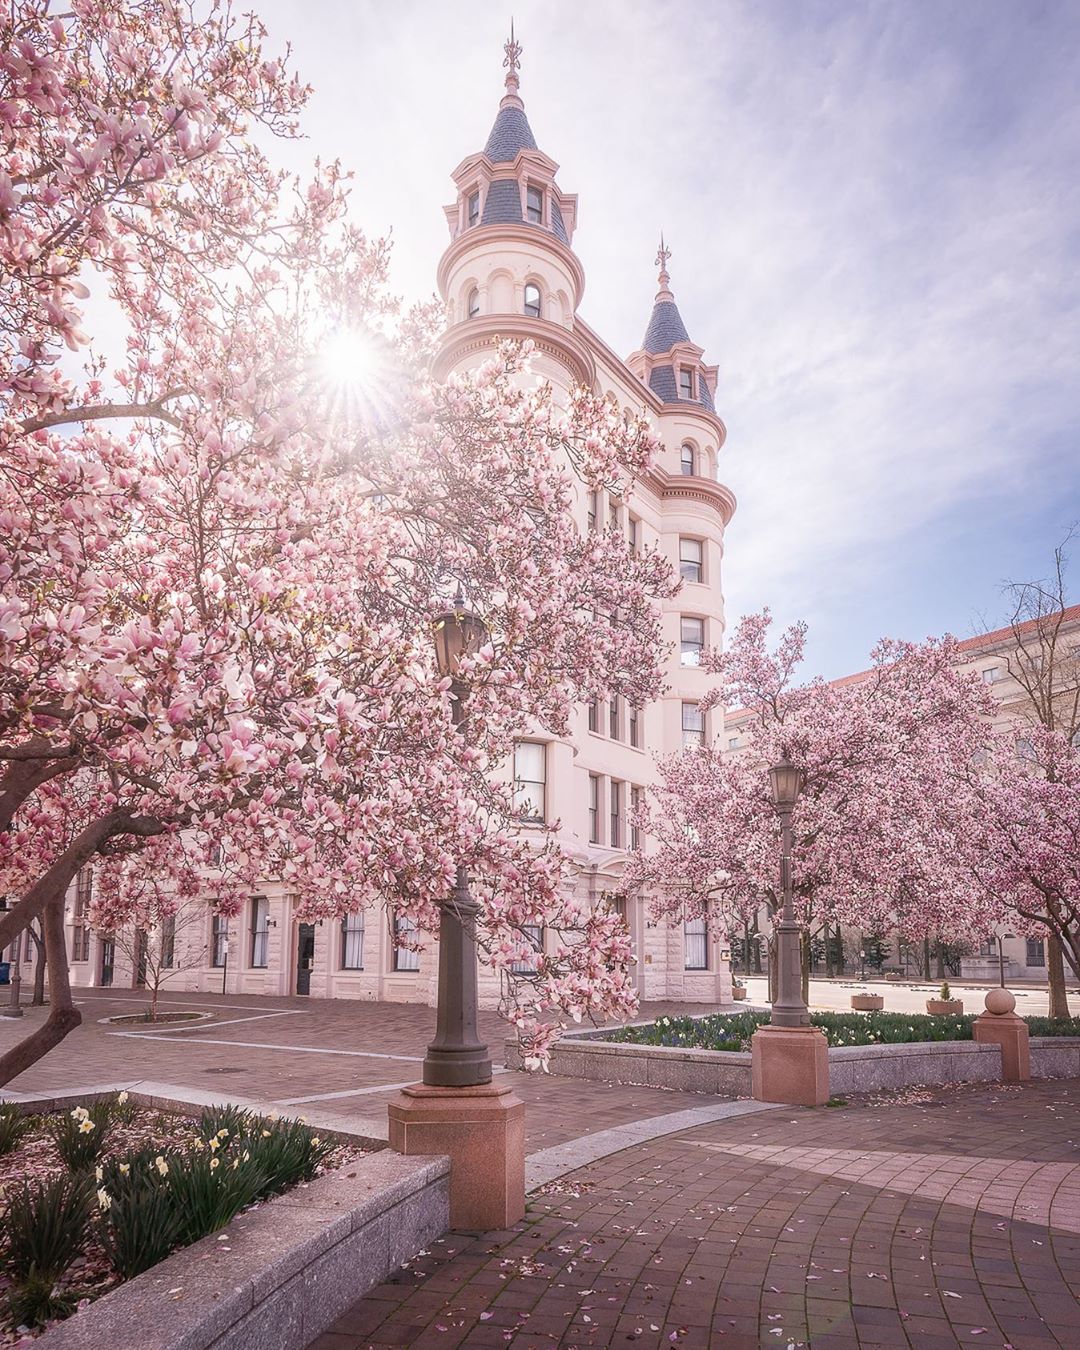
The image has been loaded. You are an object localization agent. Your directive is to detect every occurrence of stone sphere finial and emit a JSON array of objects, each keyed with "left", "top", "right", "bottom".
[{"left": 984, "top": 987, "right": 1016, "bottom": 1016}]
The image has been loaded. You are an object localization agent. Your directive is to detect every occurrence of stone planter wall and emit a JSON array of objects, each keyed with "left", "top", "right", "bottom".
[
  {"left": 926, "top": 1000, "right": 964, "bottom": 1015},
  {"left": 850, "top": 995, "right": 884, "bottom": 1011},
  {"left": 11, "top": 1086, "right": 449, "bottom": 1350},
  {"left": 505, "top": 1033, "right": 1080, "bottom": 1100}
]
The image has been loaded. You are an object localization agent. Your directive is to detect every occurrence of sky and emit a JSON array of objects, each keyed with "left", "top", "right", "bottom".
[{"left": 257, "top": 0, "right": 1080, "bottom": 679}]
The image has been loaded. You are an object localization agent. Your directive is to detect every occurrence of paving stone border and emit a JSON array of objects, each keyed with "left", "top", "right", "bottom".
[
  {"left": 2, "top": 1083, "right": 446, "bottom": 1350},
  {"left": 505, "top": 1031, "right": 1080, "bottom": 1096}
]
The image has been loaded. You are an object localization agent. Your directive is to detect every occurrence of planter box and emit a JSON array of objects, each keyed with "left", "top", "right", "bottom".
[
  {"left": 850, "top": 994, "right": 884, "bottom": 1011},
  {"left": 3, "top": 1084, "right": 448, "bottom": 1350},
  {"left": 731, "top": 986, "right": 748, "bottom": 1001},
  {"left": 926, "top": 999, "right": 964, "bottom": 1015}
]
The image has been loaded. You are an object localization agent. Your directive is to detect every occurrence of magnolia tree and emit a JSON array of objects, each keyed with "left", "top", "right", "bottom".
[
  {"left": 0, "top": 0, "right": 674, "bottom": 1082},
  {"left": 625, "top": 611, "right": 1001, "bottom": 996}
]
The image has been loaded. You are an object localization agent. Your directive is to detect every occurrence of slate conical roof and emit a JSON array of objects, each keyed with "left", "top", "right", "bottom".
[
  {"left": 642, "top": 299, "right": 690, "bottom": 354},
  {"left": 483, "top": 104, "right": 538, "bottom": 163}
]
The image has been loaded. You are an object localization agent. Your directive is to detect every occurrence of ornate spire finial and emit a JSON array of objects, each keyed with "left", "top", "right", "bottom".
[
  {"left": 502, "top": 20, "right": 523, "bottom": 103},
  {"left": 655, "top": 234, "right": 673, "bottom": 298}
]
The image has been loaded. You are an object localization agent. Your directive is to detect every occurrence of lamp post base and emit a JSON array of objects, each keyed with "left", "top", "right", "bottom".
[
  {"left": 388, "top": 1082, "right": 525, "bottom": 1231},
  {"left": 751, "top": 1024, "right": 830, "bottom": 1106}
]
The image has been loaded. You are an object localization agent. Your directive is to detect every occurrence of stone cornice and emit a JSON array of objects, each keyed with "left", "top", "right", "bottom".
[
  {"left": 436, "top": 225, "right": 586, "bottom": 308},
  {"left": 432, "top": 315, "right": 596, "bottom": 387},
  {"left": 644, "top": 465, "right": 737, "bottom": 525}
]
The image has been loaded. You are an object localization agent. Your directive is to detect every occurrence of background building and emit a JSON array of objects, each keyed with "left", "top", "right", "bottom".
[{"left": 57, "top": 39, "right": 736, "bottom": 1009}]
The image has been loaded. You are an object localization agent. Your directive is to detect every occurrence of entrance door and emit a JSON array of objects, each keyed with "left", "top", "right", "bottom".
[
  {"left": 100, "top": 938, "right": 115, "bottom": 988},
  {"left": 296, "top": 923, "right": 315, "bottom": 995}
]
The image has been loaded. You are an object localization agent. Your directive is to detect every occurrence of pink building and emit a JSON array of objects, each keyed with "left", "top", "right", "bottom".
[{"left": 59, "top": 38, "right": 736, "bottom": 1008}]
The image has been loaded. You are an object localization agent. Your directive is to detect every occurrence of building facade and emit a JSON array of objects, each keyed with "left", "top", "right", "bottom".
[{"left": 56, "top": 38, "right": 737, "bottom": 1008}]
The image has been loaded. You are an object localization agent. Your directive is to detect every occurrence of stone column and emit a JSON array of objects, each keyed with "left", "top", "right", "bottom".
[{"left": 972, "top": 987, "right": 1030, "bottom": 1083}]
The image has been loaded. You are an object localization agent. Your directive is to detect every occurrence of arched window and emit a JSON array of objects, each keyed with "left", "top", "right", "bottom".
[
  {"left": 467, "top": 287, "right": 480, "bottom": 319},
  {"left": 680, "top": 444, "right": 695, "bottom": 476},
  {"left": 523, "top": 283, "right": 542, "bottom": 319}
]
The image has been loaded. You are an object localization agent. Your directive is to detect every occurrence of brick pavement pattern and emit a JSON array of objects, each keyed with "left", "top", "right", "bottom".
[
  {"left": 312, "top": 1079, "right": 1080, "bottom": 1350},
  {"left": 0, "top": 991, "right": 747, "bottom": 1151}
]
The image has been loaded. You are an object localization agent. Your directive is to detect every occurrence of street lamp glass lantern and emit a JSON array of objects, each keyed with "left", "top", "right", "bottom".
[
  {"left": 432, "top": 602, "right": 488, "bottom": 680},
  {"left": 768, "top": 760, "right": 803, "bottom": 810}
]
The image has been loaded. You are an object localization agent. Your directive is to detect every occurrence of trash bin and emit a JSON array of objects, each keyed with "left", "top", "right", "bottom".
[{"left": 0, "top": 962, "right": 10, "bottom": 985}]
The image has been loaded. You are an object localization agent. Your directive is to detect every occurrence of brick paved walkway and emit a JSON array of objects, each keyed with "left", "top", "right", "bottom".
[
  {"left": 0, "top": 990, "right": 749, "bottom": 1152},
  {"left": 312, "top": 1079, "right": 1080, "bottom": 1350}
]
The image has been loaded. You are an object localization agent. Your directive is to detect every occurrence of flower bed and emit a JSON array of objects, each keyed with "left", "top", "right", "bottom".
[
  {"left": 0, "top": 1092, "right": 359, "bottom": 1341},
  {"left": 606, "top": 1010, "right": 1080, "bottom": 1052}
]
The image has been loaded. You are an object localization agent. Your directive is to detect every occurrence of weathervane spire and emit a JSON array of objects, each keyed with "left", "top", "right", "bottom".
[
  {"left": 655, "top": 233, "right": 673, "bottom": 298},
  {"left": 501, "top": 20, "right": 523, "bottom": 107}
]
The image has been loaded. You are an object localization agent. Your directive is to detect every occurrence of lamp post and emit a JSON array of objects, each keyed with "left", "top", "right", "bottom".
[
  {"left": 767, "top": 760, "right": 808, "bottom": 1028},
  {"left": 422, "top": 595, "right": 492, "bottom": 1088},
  {"left": 2, "top": 928, "right": 24, "bottom": 1018}
]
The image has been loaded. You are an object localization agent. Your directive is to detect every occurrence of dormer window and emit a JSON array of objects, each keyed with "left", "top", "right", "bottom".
[
  {"left": 467, "top": 288, "right": 480, "bottom": 319},
  {"left": 526, "top": 185, "right": 544, "bottom": 224},
  {"left": 467, "top": 191, "right": 480, "bottom": 227},
  {"left": 524, "top": 283, "right": 542, "bottom": 319},
  {"left": 679, "top": 368, "right": 694, "bottom": 399},
  {"left": 680, "top": 444, "right": 695, "bottom": 476}
]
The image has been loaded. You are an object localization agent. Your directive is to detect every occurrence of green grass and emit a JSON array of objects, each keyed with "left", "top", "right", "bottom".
[{"left": 607, "top": 1010, "right": 1080, "bottom": 1052}]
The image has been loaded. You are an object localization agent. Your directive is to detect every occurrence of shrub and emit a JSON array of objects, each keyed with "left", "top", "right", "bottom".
[
  {"left": 939, "top": 981, "right": 952, "bottom": 1001},
  {"left": 0, "top": 1103, "right": 33, "bottom": 1158},
  {"left": 197, "top": 1103, "right": 256, "bottom": 1146},
  {"left": 163, "top": 1151, "right": 269, "bottom": 1244},
  {"left": 97, "top": 1170, "right": 185, "bottom": 1279},
  {"left": 2, "top": 1174, "right": 92, "bottom": 1283},
  {"left": 5, "top": 1272, "right": 77, "bottom": 1329},
  {"left": 48, "top": 1101, "right": 115, "bottom": 1172},
  {"left": 245, "top": 1117, "right": 335, "bottom": 1198},
  {"left": 1026, "top": 1015, "right": 1080, "bottom": 1037}
]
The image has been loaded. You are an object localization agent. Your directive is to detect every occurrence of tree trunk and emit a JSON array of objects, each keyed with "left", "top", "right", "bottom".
[
  {"left": 935, "top": 939, "right": 946, "bottom": 980},
  {"left": 767, "top": 935, "right": 777, "bottom": 1003},
  {"left": 1047, "top": 930, "right": 1070, "bottom": 1019},
  {"left": 0, "top": 897, "right": 81, "bottom": 1087},
  {"left": 150, "top": 975, "right": 160, "bottom": 1022},
  {"left": 31, "top": 923, "right": 46, "bottom": 1006},
  {"left": 923, "top": 935, "right": 931, "bottom": 981},
  {"left": 801, "top": 929, "right": 811, "bottom": 1005}
]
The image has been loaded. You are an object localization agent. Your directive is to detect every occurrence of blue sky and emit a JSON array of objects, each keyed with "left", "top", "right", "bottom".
[{"left": 259, "top": 0, "right": 1080, "bottom": 678}]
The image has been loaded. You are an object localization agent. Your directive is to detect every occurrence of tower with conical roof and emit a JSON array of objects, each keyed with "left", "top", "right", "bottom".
[{"left": 433, "top": 32, "right": 736, "bottom": 1009}]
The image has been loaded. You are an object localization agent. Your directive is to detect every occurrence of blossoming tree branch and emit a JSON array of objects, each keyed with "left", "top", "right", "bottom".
[{"left": 0, "top": 0, "right": 674, "bottom": 1082}]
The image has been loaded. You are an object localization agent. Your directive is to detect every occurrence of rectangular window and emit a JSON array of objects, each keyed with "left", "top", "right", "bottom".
[
  {"left": 513, "top": 741, "right": 546, "bottom": 823},
  {"left": 467, "top": 190, "right": 480, "bottom": 226},
  {"left": 161, "top": 913, "right": 176, "bottom": 970},
  {"left": 249, "top": 895, "right": 269, "bottom": 968},
  {"left": 679, "top": 537, "right": 703, "bottom": 584},
  {"left": 627, "top": 515, "right": 639, "bottom": 555},
  {"left": 630, "top": 785, "right": 644, "bottom": 850},
  {"left": 610, "top": 779, "right": 622, "bottom": 849},
  {"left": 526, "top": 184, "right": 543, "bottom": 224},
  {"left": 681, "top": 616, "right": 704, "bottom": 666},
  {"left": 981, "top": 667, "right": 1001, "bottom": 684},
  {"left": 511, "top": 922, "right": 543, "bottom": 974},
  {"left": 685, "top": 916, "right": 708, "bottom": 969},
  {"left": 609, "top": 697, "right": 620, "bottom": 740},
  {"left": 1026, "top": 937, "right": 1045, "bottom": 967},
  {"left": 72, "top": 867, "right": 92, "bottom": 962},
  {"left": 679, "top": 368, "right": 694, "bottom": 399},
  {"left": 393, "top": 914, "right": 420, "bottom": 971},
  {"left": 588, "top": 699, "right": 599, "bottom": 733},
  {"left": 211, "top": 914, "right": 228, "bottom": 968},
  {"left": 727, "top": 736, "right": 741, "bottom": 751},
  {"left": 587, "top": 491, "right": 597, "bottom": 532},
  {"left": 341, "top": 911, "right": 365, "bottom": 970},
  {"left": 682, "top": 701, "right": 705, "bottom": 749},
  {"left": 588, "top": 774, "right": 600, "bottom": 844},
  {"left": 629, "top": 704, "right": 641, "bottom": 748},
  {"left": 608, "top": 500, "right": 619, "bottom": 532}
]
